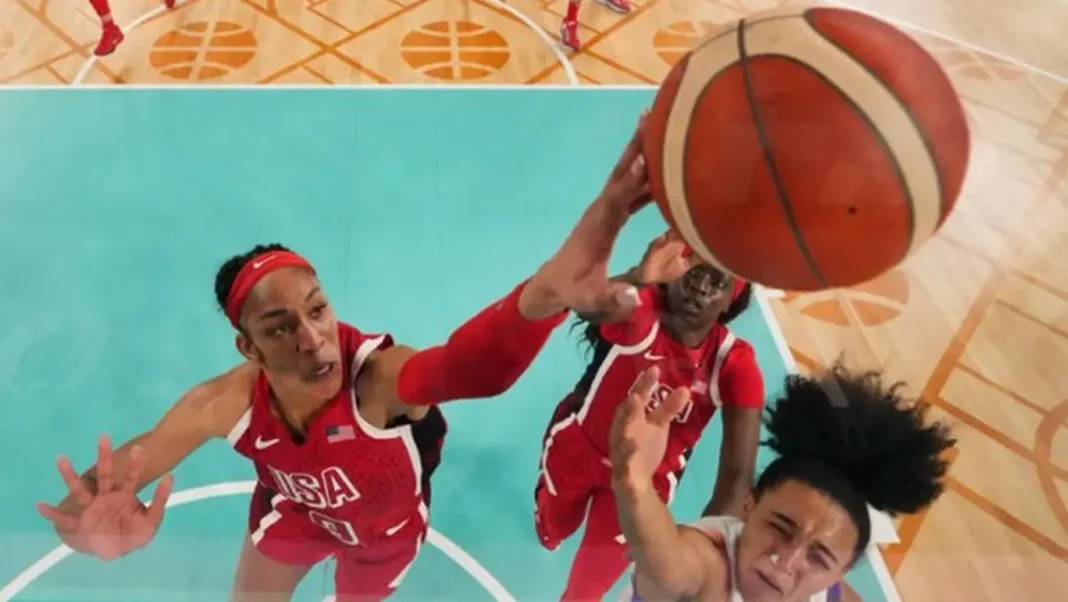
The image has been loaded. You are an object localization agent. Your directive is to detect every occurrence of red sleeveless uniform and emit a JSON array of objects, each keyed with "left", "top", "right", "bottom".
[
  {"left": 228, "top": 322, "right": 446, "bottom": 599},
  {"left": 534, "top": 286, "right": 764, "bottom": 601}
]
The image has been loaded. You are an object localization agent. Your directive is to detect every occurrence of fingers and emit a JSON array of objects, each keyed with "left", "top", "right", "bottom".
[
  {"left": 648, "top": 387, "right": 691, "bottom": 428},
  {"left": 56, "top": 456, "right": 95, "bottom": 507},
  {"left": 36, "top": 502, "right": 79, "bottom": 531},
  {"left": 120, "top": 445, "right": 146, "bottom": 494},
  {"left": 612, "top": 110, "right": 649, "bottom": 180},
  {"left": 145, "top": 473, "right": 174, "bottom": 526},
  {"left": 627, "top": 366, "right": 661, "bottom": 405},
  {"left": 96, "top": 435, "right": 114, "bottom": 494}
]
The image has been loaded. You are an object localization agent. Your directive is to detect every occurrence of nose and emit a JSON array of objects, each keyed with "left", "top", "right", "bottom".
[
  {"left": 295, "top": 318, "right": 325, "bottom": 354},
  {"left": 770, "top": 544, "right": 806, "bottom": 575},
  {"left": 690, "top": 271, "right": 715, "bottom": 296}
]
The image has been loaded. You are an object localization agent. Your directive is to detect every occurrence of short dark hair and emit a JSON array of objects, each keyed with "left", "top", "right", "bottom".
[
  {"left": 213, "top": 243, "right": 292, "bottom": 316},
  {"left": 754, "top": 362, "right": 956, "bottom": 563}
]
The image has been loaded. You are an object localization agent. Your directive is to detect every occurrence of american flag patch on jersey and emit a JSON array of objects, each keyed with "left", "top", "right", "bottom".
[{"left": 326, "top": 425, "right": 355, "bottom": 443}]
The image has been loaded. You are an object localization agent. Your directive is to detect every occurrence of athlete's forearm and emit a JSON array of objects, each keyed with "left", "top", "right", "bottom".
[
  {"left": 702, "top": 468, "right": 751, "bottom": 518},
  {"left": 613, "top": 476, "right": 704, "bottom": 598},
  {"left": 574, "top": 267, "right": 644, "bottom": 323},
  {"left": 396, "top": 280, "right": 567, "bottom": 406}
]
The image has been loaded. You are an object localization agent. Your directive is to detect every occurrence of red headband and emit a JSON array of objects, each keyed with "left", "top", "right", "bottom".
[
  {"left": 731, "top": 277, "right": 747, "bottom": 303},
  {"left": 225, "top": 250, "right": 315, "bottom": 328}
]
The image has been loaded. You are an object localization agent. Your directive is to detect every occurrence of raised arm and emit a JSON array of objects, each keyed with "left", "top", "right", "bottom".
[
  {"left": 610, "top": 366, "right": 725, "bottom": 600},
  {"left": 360, "top": 112, "right": 664, "bottom": 412},
  {"left": 37, "top": 364, "right": 254, "bottom": 559}
]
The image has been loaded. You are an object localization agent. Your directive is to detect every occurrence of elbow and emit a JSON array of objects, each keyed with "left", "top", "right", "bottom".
[{"left": 634, "top": 568, "right": 699, "bottom": 601}]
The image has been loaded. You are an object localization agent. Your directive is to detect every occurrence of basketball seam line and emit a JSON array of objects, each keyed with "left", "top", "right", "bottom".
[
  {"left": 803, "top": 9, "right": 940, "bottom": 246},
  {"left": 736, "top": 18, "right": 827, "bottom": 289},
  {"left": 755, "top": 52, "right": 916, "bottom": 273}
]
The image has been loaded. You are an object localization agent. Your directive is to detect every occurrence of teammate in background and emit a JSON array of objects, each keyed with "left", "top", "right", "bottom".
[
  {"left": 35, "top": 116, "right": 655, "bottom": 601},
  {"left": 559, "top": 0, "right": 629, "bottom": 52},
  {"left": 535, "top": 232, "right": 764, "bottom": 601},
  {"left": 612, "top": 362, "right": 956, "bottom": 602},
  {"left": 87, "top": 0, "right": 175, "bottom": 56}
]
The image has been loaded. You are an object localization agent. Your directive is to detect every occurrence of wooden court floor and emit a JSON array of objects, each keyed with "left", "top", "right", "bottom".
[{"left": 2, "top": 1, "right": 1067, "bottom": 601}]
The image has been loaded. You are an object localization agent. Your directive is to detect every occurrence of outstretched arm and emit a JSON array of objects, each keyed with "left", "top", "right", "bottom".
[
  {"left": 38, "top": 364, "right": 253, "bottom": 557},
  {"left": 364, "top": 112, "right": 658, "bottom": 410},
  {"left": 610, "top": 367, "right": 725, "bottom": 600}
]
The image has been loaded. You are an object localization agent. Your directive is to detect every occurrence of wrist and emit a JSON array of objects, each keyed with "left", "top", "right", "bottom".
[
  {"left": 612, "top": 468, "right": 655, "bottom": 500},
  {"left": 517, "top": 273, "right": 568, "bottom": 321},
  {"left": 624, "top": 266, "right": 648, "bottom": 288}
]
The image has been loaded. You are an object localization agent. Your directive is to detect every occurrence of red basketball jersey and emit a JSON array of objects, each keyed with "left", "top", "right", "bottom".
[
  {"left": 228, "top": 323, "right": 436, "bottom": 547},
  {"left": 571, "top": 286, "right": 764, "bottom": 483}
]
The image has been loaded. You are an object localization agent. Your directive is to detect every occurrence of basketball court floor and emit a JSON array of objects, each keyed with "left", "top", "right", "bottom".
[{"left": 0, "top": 1, "right": 1066, "bottom": 602}]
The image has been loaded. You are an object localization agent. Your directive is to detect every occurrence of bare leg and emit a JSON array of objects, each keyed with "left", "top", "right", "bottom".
[{"left": 231, "top": 533, "right": 314, "bottom": 602}]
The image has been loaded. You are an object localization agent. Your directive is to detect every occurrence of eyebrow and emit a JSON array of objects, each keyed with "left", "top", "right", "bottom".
[
  {"left": 255, "top": 286, "right": 322, "bottom": 322},
  {"left": 770, "top": 512, "right": 841, "bottom": 564}
]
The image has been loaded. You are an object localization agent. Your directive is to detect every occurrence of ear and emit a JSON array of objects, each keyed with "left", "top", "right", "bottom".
[
  {"left": 742, "top": 493, "right": 756, "bottom": 519},
  {"left": 234, "top": 333, "right": 263, "bottom": 365}
]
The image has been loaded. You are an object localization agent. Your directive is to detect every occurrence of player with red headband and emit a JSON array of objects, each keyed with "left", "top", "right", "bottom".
[
  {"left": 36, "top": 117, "right": 656, "bottom": 600},
  {"left": 534, "top": 232, "right": 765, "bottom": 601},
  {"left": 86, "top": 0, "right": 176, "bottom": 56}
]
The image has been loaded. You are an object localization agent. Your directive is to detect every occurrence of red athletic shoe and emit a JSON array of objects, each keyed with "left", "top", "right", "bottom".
[
  {"left": 596, "top": 0, "right": 631, "bottom": 12},
  {"left": 560, "top": 18, "right": 580, "bottom": 52},
  {"left": 94, "top": 23, "right": 123, "bottom": 56},
  {"left": 165, "top": 0, "right": 175, "bottom": 8}
]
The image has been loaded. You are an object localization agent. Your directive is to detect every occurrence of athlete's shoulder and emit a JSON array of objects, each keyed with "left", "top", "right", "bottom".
[
  {"left": 336, "top": 321, "right": 395, "bottom": 359},
  {"left": 166, "top": 363, "right": 256, "bottom": 441}
]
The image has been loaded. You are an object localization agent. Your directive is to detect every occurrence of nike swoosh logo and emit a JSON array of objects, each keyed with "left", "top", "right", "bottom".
[
  {"left": 254, "top": 436, "right": 280, "bottom": 450},
  {"left": 644, "top": 351, "right": 665, "bottom": 361},
  {"left": 252, "top": 256, "right": 275, "bottom": 270},
  {"left": 385, "top": 519, "right": 410, "bottom": 536}
]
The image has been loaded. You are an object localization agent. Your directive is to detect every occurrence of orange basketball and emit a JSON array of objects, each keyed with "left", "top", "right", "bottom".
[{"left": 644, "top": 6, "right": 970, "bottom": 291}]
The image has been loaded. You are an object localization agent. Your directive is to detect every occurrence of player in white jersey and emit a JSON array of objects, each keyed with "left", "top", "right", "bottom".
[{"left": 609, "top": 362, "right": 956, "bottom": 602}]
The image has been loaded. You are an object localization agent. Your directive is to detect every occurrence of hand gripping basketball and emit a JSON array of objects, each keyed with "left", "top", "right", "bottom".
[
  {"left": 636, "top": 231, "right": 696, "bottom": 285},
  {"left": 609, "top": 366, "right": 692, "bottom": 489},
  {"left": 525, "top": 111, "right": 655, "bottom": 318},
  {"left": 36, "top": 435, "right": 174, "bottom": 561}
]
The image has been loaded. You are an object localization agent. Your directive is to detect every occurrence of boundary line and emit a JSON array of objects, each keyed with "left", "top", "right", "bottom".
[{"left": 0, "top": 481, "right": 517, "bottom": 602}]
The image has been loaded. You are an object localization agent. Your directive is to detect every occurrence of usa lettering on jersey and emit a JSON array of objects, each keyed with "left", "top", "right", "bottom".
[
  {"left": 644, "top": 382, "right": 695, "bottom": 424},
  {"left": 268, "top": 465, "right": 361, "bottom": 510}
]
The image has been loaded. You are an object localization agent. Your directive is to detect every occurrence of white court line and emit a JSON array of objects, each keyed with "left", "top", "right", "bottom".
[
  {"left": 69, "top": 1, "right": 578, "bottom": 87},
  {"left": 825, "top": 0, "right": 1068, "bottom": 84},
  {"left": 0, "top": 480, "right": 517, "bottom": 602},
  {"left": 753, "top": 287, "right": 902, "bottom": 602},
  {"left": 479, "top": 0, "right": 578, "bottom": 86},
  {"left": 72, "top": 2, "right": 176, "bottom": 86}
]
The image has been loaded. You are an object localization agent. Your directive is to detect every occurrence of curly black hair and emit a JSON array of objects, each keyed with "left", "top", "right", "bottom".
[
  {"left": 754, "top": 362, "right": 956, "bottom": 562},
  {"left": 213, "top": 243, "right": 292, "bottom": 318}
]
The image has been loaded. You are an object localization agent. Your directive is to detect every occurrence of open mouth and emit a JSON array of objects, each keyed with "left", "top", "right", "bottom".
[
  {"left": 755, "top": 569, "right": 783, "bottom": 595},
  {"left": 304, "top": 361, "right": 337, "bottom": 382}
]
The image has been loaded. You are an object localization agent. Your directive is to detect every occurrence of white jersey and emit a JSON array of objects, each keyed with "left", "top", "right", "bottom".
[{"left": 620, "top": 516, "right": 843, "bottom": 602}]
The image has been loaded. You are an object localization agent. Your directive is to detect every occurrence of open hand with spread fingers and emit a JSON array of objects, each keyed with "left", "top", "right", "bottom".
[
  {"left": 36, "top": 435, "right": 174, "bottom": 561},
  {"left": 609, "top": 365, "right": 693, "bottom": 491}
]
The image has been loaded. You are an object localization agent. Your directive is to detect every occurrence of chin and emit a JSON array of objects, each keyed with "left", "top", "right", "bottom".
[
  {"left": 739, "top": 571, "right": 782, "bottom": 602},
  {"left": 304, "top": 372, "right": 344, "bottom": 399}
]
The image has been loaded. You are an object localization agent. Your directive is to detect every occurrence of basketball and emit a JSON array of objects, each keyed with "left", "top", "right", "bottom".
[{"left": 643, "top": 6, "right": 971, "bottom": 291}]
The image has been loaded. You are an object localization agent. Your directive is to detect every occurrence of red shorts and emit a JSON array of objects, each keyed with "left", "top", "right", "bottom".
[
  {"left": 538, "top": 394, "right": 680, "bottom": 502},
  {"left": 248, "top": 483, "right": 428, "bottom": 599}
]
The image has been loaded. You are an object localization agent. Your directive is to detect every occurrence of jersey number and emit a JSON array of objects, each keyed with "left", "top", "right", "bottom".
[{"left": 309, "top": 510, "right": 360, "bottom": 545}]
